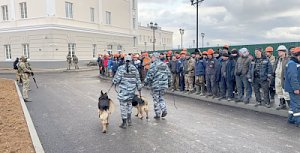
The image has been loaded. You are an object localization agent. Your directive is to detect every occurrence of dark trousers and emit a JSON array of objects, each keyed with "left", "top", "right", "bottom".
[
  {"left": 179, "top": 72, "right": 185, "bottom": 91},
  {"left": 236, "top": 75, "right": 251, "bottom": 101},
  {"left": 227, "top": 78, "right": 235, "bottom": 98},
  {"left": 206, "top": 74, "right": 216, "bottom": 96},
  {"left": 253, "top": 78, "right": 270, "bottom": 104},
  {"left": 219, "top": 76, "right": 227, "bottom": 98}
]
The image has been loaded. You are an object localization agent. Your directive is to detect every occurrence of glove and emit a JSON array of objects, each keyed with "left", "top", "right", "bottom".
[{"left": 248, "top": 79, "right": 252, "bottom": 83}]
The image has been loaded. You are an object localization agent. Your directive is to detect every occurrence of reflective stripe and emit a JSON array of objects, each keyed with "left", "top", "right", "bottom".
[
  {"left": 293, "top": 112, "right": 300, "bottom": 117},
  {"left": 288, "top": 110, "right": 294, "bottom": 114}
]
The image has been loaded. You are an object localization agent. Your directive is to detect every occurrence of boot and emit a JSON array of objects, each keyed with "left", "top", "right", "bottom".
[
  {"left": 127, "top": 114, "right": 132, "bottom": 126},
  {"left": 154, "top": 113, "right": 160, "bottom": 120},
  {"left": 119, "top": 119, "right": 127, "bottom": 129},
  {"left": 161, "top": 111, "right": 168, "bottom": 118},
  {"left": 24, "top": 98, "right": 32, "bottom": 102},
  {"left": 254, "top": 102, "right": 261, "bottom": 107},
  {"left": 195, "top": 86, "right": 200, "bottom": 95},
  {"left": 265, "top": 102, "right": 271, "bottom": 108},
  {"left": 276, "top": 98, "right": 286, "bottom": 110}
]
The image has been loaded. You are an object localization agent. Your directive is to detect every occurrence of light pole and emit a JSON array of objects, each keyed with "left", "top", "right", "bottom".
[
  {"left": 201, "top": 32, "right": 205, "bottom": 48},
  {"left": 191, "top": 0, "right": 205, "bottom": 49},
  {"left": 150, "top": 22, "right": 158, "bottom": 51},
  {"left": 179, "top": 28, "right": 184, "bottom": 49}
]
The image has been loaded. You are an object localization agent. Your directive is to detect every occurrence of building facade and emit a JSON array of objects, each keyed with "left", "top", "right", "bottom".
[{"left": 0, "top": 0, "right": 173, "bottom": 62}]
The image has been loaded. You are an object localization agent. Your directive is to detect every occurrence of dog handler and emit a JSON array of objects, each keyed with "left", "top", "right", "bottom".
[
  {"left": 144, "top": 52, "right": 172, "bottom": 119},
  {"left": 112, "top": 55, "right": 142, "bottom": 129}
]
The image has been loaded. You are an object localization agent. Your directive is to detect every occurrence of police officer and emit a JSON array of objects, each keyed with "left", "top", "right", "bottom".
[
  {"left": 112, "top": 55, "right": 142, "bottom": 129},
  {"left": 205, "top": 49, "right": 219, "bottom": 98},
  {"left": 66, "top": 54, "right": 72, "bottom": 70},
  {"left": 284, "top": 47, "right": 300, "bottom": 127},
  {"left": 144, "top": 52, "right": 172, "bottom": 119},
  {"left": 73, "top": 55, "right": 79, "bottom": 69},
  {"left": 18, "top": 56, "right": 32, "bottom": 102},
  {"left": 248, "top": 48, "right": 273, "bottom": 108}
]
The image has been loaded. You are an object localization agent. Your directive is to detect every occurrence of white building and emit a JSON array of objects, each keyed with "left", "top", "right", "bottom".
[{"left": 0, "top": 0, "right": 173, "bottom": 62}]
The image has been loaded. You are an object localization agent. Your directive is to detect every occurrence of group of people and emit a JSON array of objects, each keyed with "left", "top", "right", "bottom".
[
  {"left": 66, "top": 54, "right": 79, "bottom": 70},
  {"left": 101, "top": 45, "right": 300, "bottom": 128},
  {"left": 111, "top": 53, "right": 171, "bottom": 128},
  {"left": 13, "top": 56, "right": 33, "bottom": 102}
]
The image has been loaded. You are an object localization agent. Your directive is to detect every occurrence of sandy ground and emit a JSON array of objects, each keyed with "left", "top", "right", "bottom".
[{"left": 0, "top": 78, "right": 35, "bottom": 153}]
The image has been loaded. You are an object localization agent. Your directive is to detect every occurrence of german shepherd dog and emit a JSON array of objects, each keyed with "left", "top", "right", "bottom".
[
  {"left": 132, "top": 95, "right": 149, "bottom": 120},
  {"left": 98, "top": 91, "right": 115, "bottom": 133}
]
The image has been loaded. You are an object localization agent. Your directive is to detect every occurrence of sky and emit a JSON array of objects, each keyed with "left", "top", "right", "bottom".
[{"left": 138, "top": 0, "right": 300, "bottom": 49}]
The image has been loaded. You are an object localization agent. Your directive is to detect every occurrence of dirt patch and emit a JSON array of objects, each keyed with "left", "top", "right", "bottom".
[{"left": 0, "top": 78, "right": 35, "bottom": 153}]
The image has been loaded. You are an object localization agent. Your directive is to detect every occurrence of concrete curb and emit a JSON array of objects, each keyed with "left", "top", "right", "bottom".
[
  {"left": 0, "top": 67, "right": 98, "bottom": 74},
  {"left": 14, "top": 81, "right": 45, "bottom": 153},
  {"left": 98, "top": 75, "right": 288, "bottom": 117}
]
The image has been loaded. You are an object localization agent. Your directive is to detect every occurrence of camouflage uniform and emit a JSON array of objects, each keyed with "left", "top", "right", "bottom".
[
  {"left": 18, "top": 57, "right": 32, "bottom": 101},
  {"left": 112, "top": 61, "right": 142, "bottom": 120},
  {"left": 73, "top": 55, "right": 79, "bottom": 69},
  {"left": 144, "top": 53, "right": 172, "bottom": 117},
  {"left": 184, "top": 57, "right": 195, "bottom": 93},
  {"left": 67, "top": 54, "right": 72, "bottom": 70}
]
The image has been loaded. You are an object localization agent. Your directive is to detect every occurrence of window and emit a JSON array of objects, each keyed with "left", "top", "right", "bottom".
[
  {"left": 20, "top": 2, "right": 27, "bottom": 19},
  {"left": 4, "top": 45, "right": 11, "bottom": 60},
  {"left": 92, "top": 44, "right": 96, "bottom": 58},
  {"left": 68, "top": 43, "right": 76, "bottom": 57},
  {"left": 22, "top": 44, "right": 30, "bottom": 59},
  {"left": 65, "top": 2, "right": 73, "bottom": 18},
  {"left": 133, "top": 18, "right": 136, "bottom": 29},
  {"left": 90, "top": 7, "right": 94, "bottom": 22},
  {"left": 132, "top": 0, "right": 136, "bottom": 10},
  {"left": 105, "top": 11, "right": 111, "bottom": 25},
  {"left": 2, "top": 5, "right": 8, "bottom": 21}
]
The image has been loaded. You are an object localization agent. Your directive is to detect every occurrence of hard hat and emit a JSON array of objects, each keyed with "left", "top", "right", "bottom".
[
  {"left": 265, "top": 46, "right": 274, "bottom": 52},
  {"left": 292, "top": 47, "right": 300, "bottom": 56},
  {"left": 180, "top": 51, "right": 187, "bottom": 55},
  {"left": 125, "top": 55, "right": 132, "bottom": 61},
  {"left": 239, "top": 48, "right": 249, "bottom": 56},
  {"left": 121, "top": 53, "right": 126, "bottom": 58},
  {"left": 223, "top": 45, "right": 229, "bottom": 49},
  {"left": 277, "top": 45, "right": 287, "bottom": 52},
  {"left": 202, "top": 51, "right": 208, "bottom": 55},
  {"left": 207, "top": 49, "right": 214, "bottom": 55},
  {"left": 114, "top": 53, "right": 120, "bottom": 58},
  {"left": 152, "top": 52, "right": 160, "bottom": 58}
]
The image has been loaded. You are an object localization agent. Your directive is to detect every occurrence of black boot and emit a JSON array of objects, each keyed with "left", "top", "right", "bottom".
[
  {"left": 154, "top": 113, "right": 160, "bottom": 120},
  {"left": 276, "top": 98, "right": 286, "bottom": 110},
  {"left": 127, "top": 114, "right": 132, "bottom": 126},
  {"left": 161, "top": 111, "right": 168, "bottom": 117},
  {"left": 119, "top": 119, "right": 127, "bottom": 129}
]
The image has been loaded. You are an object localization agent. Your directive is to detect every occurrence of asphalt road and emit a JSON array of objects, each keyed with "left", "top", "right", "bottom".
[{"left": 1, "top": 71, "right": 300, "bottom": 153}]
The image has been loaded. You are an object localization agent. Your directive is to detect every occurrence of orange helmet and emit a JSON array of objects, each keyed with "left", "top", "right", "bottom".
[
  {"left": 202, "top": 51, "right": 208, "bottom": 55},
  {"left": 207, "top": 49, "right": 214, "bottom": 55},
  {"left": 114, "top": 53, "right": 119, "bottom": 58},
  {"left": 121, "top": 53, "right": 126, "bottom": 58},
  {"left": 265, "top": 46, "right": 274, "bottom": 52},
  {"left": 180, "top": 51, "right": 187, "bottom": 55},
  {"left": 167, "top": 50, "right": 173, "bottom": 56},
  {"left": 292, "top": 47, "right": 300, "bottom": 54}
]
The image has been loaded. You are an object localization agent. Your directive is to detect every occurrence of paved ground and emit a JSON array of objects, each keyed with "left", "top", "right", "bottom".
[{"left": 1, "top": 71, "right": 300, "bottom": 153}]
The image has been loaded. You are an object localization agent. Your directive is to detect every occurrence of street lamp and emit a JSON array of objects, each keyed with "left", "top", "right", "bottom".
[
  {"left": 191, "top": 0, "right": 205, "bottom": 50},
  {"left": 149, "top": 22, "right": 158, "bottom": 51},
  {"left": 179, "top": 28, "right": 184, "bottom": 49},
  {"left": 201, "top": 32, "right": 205, "bottom": 48}
]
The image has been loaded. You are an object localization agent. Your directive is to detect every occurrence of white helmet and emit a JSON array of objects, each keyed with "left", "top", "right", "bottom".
[
  {"left": 277, "top": 45, "right": 287, "bottom": 52},
  {"left": 125, "top": 55, "right": 132, "bottom": 62}
]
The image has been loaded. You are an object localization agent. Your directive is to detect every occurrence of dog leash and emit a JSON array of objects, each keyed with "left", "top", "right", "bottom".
[{"left": 107, "top": 84, "right": 114, "bottom": 94}]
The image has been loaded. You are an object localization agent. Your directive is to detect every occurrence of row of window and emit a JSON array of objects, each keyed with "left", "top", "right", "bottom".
[
  {"left": 4, "top": 44, "right": 29, "bottom": 60},
  {"left": 0, "top": 2, "right": 112, "bottom": 25},
  {"left": 1, "top": 2, "right": 27, "bottom": 20},
  {"left": 3, "top": 43, "right": 123, "bottom": 60},
  {"left": 138, "top": 35, "right": 171, "bottom": 44}
]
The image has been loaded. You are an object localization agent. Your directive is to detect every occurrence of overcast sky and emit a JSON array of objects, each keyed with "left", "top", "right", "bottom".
[{"left": 138, "top": 0, "right": 300, "bottom": 49}]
